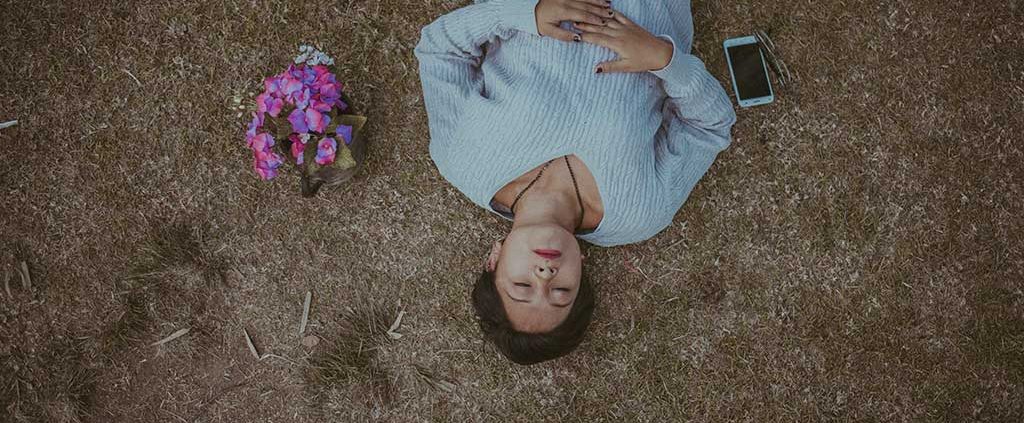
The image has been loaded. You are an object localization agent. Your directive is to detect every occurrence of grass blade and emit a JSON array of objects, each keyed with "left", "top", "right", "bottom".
[
  {"left": 243, "top": 328, "right": 260, "bottom": 360},
  {"left": 18, "top": 261, "right": 30, "bottom": 290},
  {"left": 299, "top": 291, "right": 312, "bottom": 335},
  {"left": 150, "top": 328, "right": 189, "bottom": 347}
]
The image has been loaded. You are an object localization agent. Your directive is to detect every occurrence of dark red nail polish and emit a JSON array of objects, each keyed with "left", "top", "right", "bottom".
[
  {"left": 596, "top": 67, "right": 604, "bottom": 74},
  {"left": 608, "top": 11, "right": 614, "bottom": 17}
]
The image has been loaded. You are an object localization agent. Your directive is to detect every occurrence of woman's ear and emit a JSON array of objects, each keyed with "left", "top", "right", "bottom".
[{"left": 485, "top": 240, "right": 502, "bottom": 272}]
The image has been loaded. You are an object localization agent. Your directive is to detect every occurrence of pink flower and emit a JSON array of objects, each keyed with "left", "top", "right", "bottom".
[
  {"left": 290, "top": 87, "right": 311, "bottom": 110},
  {"left": 313, "top": 65, "right": 333, "bottom": 85},
  {"left": 289, "top": 108, "right": 329, "bottom": 134},
  {"left": 336, "top": 124, "right": 353, "bottom": 146},
  {"left": 256, "top": 92, "right": 284, "bottom": 117},
  {"left": 248, "top": 132, "right": 274, "bottom": 152},
  {"left": 246, "top": 113, "right": 262, "bottom": 140},
  {"left": 309, "top": 95, "right": 333, "bottom": 112},
  {"left": 315, "top": 137, "right": 337, "bottom": 165},
  {"left": 288, "top": 64, "right": 316, "bottom": 85},
  {"left": 253, "top": 149, "right": 283, "bottom": 180},
  {"left": 288, "top": 108, "right": 309, "bottom": 133},
  {"left": 281, "top": 78, "right": 303, "bottom": 103},
  {"left": 289, "top": 133, "right": 307, "bottom": 164},
  {"left": 264, "top": 75, "right": 286, "bottom": 98}
]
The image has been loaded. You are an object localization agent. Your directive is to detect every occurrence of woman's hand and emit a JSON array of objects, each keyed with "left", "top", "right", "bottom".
[
  {"left": 535, "top": 0, "right": 614, "bottom": 42},
  {"left": 574, "top": 11, "right": 674, "bottom": 73}
]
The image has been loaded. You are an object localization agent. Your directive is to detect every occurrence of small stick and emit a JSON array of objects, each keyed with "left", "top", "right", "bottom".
[
  {"left": 0, "top": 120, "right": 17, "bottom": 130},
  {"left": 243, "top": 328, "right": 260, "bottom": 359},
  {"left": 151, "top": 328, "right": 190, "bottom": 346},
  {"left": 3, "top": 269, "right": 11, "bottom": 298},
  {"left": 299, "top": 291, "right": 312, "bottom": 335},
  {"left": 18, "top": 261, "right": 30, "bottom": 290}
]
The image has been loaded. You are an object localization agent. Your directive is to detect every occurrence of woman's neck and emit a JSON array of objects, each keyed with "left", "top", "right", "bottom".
[{"left": 512, "top": 174, "right": 581, "bottom": 233}]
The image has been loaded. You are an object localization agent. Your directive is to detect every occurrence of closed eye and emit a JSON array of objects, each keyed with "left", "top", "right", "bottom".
[{"left": 514, "top": 283, "right": 530, "bottom": 288}]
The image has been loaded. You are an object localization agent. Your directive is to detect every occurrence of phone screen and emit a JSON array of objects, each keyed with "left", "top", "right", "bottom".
[{"left": 727, "top": 43, "right": 771, "bottom": 100}]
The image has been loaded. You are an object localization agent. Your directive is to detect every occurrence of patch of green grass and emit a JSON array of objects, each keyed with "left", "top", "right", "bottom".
[{"left": 304, "top": 302, "right": 397, "bottom": 416}]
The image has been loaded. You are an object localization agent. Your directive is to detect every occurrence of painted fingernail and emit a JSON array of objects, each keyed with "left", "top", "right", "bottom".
[
  {"left": 596, "top": 67, "right": 604, "bottom": 74},
  {"left": 608, "top": 11, "right": 615, "bottom": 17},
  {"left": 574, "top": 21, "right": 581, "bottom": 25},
  {"left": 601, "top": 19, "right": 607, "bottom": 24},
  {"left": 573, "top": 34, "right": 581, "bottom": 42}
]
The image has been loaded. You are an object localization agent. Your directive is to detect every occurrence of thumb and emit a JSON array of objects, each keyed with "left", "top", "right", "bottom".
[
  {"left": 542, "top": 25, "right": 580, "bottom": 43},
  {"left": 595, "top": 59, "right": 629, "bottom": 74}
]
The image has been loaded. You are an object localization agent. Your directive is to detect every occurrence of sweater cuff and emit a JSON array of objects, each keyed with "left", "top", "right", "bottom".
[
  {"left": 649, "top": 35, "right": 707, "bottom": 97},
  {"left": 495, "top": 0, "right": 541, "bottom": 36}
]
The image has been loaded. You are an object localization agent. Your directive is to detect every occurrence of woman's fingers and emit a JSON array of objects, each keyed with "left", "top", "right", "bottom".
[
  {"left": 573, "top": 3, "right": 614, "bottom": 19},
  {"left": 573, "top": 21, "right": 613, "bottom": 35},
  {"left": 595, "top": 59, "right": 632, "bottom": 74},
  {"left": 567, "top": 7, "right": 607, "bottom": 25},
  {"left": 544, "top": 24, "right": 582, "bottom": 43},
  {"left": 573, "top": 0, "right": 612, "bottom": 8},
  {"left": 578, "top": 31, "right": 618, "bottom": 50},
  {"left": 611, "top": 10, "right": 635, "bottom": 26}
]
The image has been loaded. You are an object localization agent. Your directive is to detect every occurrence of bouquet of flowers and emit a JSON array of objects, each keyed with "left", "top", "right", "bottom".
[{"left": 244, "top": 45, "right": 367, "bottom": 195}]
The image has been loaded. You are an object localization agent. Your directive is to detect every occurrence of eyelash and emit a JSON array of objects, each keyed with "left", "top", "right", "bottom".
[{"left": 515, "top": 283, "right": 569, "bottom": 293}]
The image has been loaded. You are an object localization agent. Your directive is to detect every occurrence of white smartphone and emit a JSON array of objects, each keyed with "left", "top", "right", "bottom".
[{"left": 723, "top": 36, "right": 774, "bottom": 108}]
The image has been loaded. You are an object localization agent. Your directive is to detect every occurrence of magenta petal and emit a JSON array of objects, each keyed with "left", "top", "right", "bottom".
[
  {"left": 288, "top": 108, "right": 309, "bottom": 133},
  {"left": 249, "top": 133, "right": 274, "bottom": 151},
  {"left": 305, "top": 108, "right": 329, "bottom": 133},
  {"left": 290, "top": 140, "right": 305, "bottom": 164}
]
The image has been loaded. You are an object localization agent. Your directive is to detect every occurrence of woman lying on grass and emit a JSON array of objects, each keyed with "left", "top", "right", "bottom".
[{"left": 415, "top": 0, "right": 736, "bottom": 364}]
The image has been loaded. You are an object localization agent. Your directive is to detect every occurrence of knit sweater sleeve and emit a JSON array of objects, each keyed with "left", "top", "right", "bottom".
[
  {"left": 414, "top": 0, "right": 540, "bottom": 158},
  {"left": 648, "top": 35, "right": 737, "bottom": 209}
]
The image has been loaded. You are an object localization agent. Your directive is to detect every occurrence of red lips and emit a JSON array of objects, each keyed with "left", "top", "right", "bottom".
[{"left": 534, "top": 249, "right": 562, "bottom": 260}]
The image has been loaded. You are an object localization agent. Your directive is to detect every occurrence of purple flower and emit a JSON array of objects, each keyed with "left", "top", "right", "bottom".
[
  {"left": 246, "top": 113, "right": 262, "bottom": 140},
  {"left": 315, "top": 137, "right": 337, "bottom": 165},
  {"left": 256, "top": 92, "right": 284, "bottom": 117},
  {"left": 249, "top": 132, "right": 275, "bottom": 152},
  {"left": 264, "top": 75, "right": 286, "bottom": 98},
  {"left": 290, "top": 87, "right": 311, "bottom": 110},
  {"left": 306, "top": 108, "right": 329, "bottom": 133},
  {"left": 336, "top": 124, "right": 353, "bottom": 146},
  {"left": 288, "top": 108, "right": 309, "bottom": 133},
  {"left": 281, "top": 78, "right": 303, "bottom": 104},
  {"left": 253, "top": 149, "right": 283, "bottom": 180},
  {"left": 288, "top": 108, "right": 329, "bottom": 134},
  {"left": 289, "top": 133, "right": 307, "bottom": 164},
  {"left": 288, "top": 64, "right": 316, "bottom": 85},
  {"left": 317, "top": 82, "right": 343, "bottom": 109}
]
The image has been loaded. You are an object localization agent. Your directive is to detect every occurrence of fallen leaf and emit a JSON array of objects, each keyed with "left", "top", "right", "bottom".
[
  {"left": 151, "top": 328, "right": 190, "bottom": 347},
  {"left": 387, "top": 310, "right": 407, "bottom": 340}
]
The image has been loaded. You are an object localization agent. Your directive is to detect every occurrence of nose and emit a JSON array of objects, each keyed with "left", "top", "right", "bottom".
[{"left": 535, "top": 264, "right": 558, "bottom": 280}]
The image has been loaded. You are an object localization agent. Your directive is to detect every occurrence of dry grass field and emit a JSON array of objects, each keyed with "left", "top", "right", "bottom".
[{"left": 1, "top": 0, "right": 1022, "bottom": 421}]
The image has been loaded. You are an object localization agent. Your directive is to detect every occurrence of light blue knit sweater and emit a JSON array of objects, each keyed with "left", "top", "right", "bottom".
[{"left": 415, "top": 0, "right": 736, "bottom": 247}]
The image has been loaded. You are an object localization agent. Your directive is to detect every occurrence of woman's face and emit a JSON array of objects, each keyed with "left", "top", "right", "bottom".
[{"left": 487, "top": 223, "right": 584, "bottom": 333}]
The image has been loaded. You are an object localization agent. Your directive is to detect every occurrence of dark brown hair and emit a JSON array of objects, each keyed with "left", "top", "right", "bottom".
[{"left": 471, "top": 269, "right": 595, "bottom": 365}]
